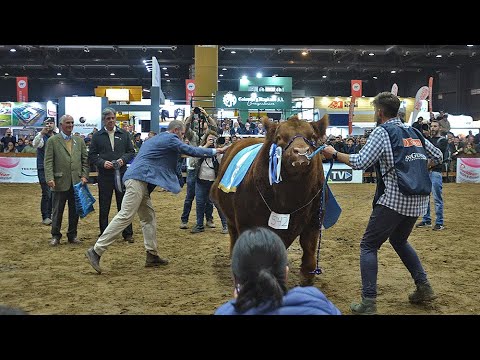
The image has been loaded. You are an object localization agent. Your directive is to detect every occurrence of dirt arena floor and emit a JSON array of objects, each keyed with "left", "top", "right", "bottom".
[{"left": 0, "top": 182, "right": 479, "bottom": 315}]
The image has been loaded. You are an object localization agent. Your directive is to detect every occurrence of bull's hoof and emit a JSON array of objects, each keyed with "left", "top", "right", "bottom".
[{"left": 300, "top": 275, "right": 315, "bottom": 287}]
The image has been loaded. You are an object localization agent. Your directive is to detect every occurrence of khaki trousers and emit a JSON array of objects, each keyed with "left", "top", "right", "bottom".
[{"left": 94, "top": 179, "right": 158, "bottom": 256}]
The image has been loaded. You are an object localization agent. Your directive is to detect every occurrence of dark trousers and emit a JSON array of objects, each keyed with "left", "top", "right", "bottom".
[
  {"left": 38, "top": 169, "right": 52, "bottom": 220},
  {"left": 98, "top": 172, "right": 133, "bottom": 238},
  {"left": 51, "top": 185, "right": 79, "bottom": 240},
  {"left": 195, "top": 179, "right": 227, "bottom": 228},
  {"left": 181, "top": 170, "right": 213, "bottom": 223},
  {"left": 359, "top": 205, "right": 428, "bottom": 299}
]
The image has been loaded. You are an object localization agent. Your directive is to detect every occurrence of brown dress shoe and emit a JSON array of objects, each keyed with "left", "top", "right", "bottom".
[
  {"left": 85, "top": 247, "right": 102, "bottom": 274},
  {"left": 50, "top": 237, "right": 60, "bottom": 246},
  {"left": 145, "top": 252, "right": 169, "bottom": 267},
  {"left": 68, "top": 237, "right": 81, "bottom": 244}
]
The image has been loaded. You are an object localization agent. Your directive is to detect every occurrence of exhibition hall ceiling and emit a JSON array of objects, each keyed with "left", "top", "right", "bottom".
[{"left": 0, "top": 45, "right": 478, "bottom": 89}]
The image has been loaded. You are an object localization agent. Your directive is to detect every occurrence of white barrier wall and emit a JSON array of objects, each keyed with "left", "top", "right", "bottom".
[
  {"left": 0, "top": 157, "right": 38, "bottom": 183},
  {"left": 456, "top": 158, "right": 480, "bottom": 183},
  {"left": 323, "top": 162, "right": 363, "bottom": 183}
]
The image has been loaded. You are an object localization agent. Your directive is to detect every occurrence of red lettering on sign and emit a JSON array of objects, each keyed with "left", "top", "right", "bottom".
[{"left": 402, "top": 138, "right": 423, "bottom": 147}]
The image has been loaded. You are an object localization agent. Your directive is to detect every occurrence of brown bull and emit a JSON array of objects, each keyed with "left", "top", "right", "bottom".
[{"left": 210, "top": 115, "right": 328, "bottom": 285}]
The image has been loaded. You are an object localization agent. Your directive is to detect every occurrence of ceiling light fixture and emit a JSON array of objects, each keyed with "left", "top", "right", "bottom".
[
  {"left": 84, "top": 46, "right": 89, "bottom": 53},
  {"left": 369, "top": 52, "right": 374, "bottom": 56},
  {"left": 57, "top": 73, "right": 61, "bottom": 76},
  {"left": 110, "top": 73, "right": 115, "bottom": 76},
  {"left": 231, "top": 50, "right": 236, "bottom": 54},
  {"left": 222, "top": 68, "right": 227, "bottom": 71},
  {"left": 10, "top": 48, "right": 16, "bottom": 53},
  {"left": 373, "top": 76, "right": 378, "bottom": 79}
]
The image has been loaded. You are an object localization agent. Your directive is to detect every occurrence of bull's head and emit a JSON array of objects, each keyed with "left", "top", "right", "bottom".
[{"left": 263, "top": 115, "right": 329, "bottom": 174}]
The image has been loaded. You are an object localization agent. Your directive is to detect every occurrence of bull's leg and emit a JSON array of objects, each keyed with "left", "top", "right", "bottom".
[
  {"left": 227, "top": 221, "right": 239, "bottom": 257},
  {"left": 299, "top": 227, "right": 320, "bottom": 286}
]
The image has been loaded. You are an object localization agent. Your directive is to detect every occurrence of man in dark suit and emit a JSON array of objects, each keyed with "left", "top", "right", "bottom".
[
  {"left": 89, "top": 107, "right": 135, "bottom": 242},
  {"left": 32, "top": 118, "right": 56, "bottom": 225},
  {"left": 85, "top": 120, "right": 229, "bottom": 274},
  {"left": 44, "top": 115, "right": 89, "bottom": 246}
]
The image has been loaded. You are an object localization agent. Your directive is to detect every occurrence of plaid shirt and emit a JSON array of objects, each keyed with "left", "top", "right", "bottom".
[{"left": 349, "top": 118, "right": 443, "bottom": 217}]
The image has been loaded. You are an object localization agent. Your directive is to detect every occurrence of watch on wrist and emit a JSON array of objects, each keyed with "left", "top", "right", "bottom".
[{"left": 333, "top": 151, "right": 338, "bottom": 160}]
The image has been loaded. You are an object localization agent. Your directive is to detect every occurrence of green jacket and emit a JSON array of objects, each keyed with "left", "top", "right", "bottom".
[{"left": 44, "top": 134, "right": 89, "bottom": 192}]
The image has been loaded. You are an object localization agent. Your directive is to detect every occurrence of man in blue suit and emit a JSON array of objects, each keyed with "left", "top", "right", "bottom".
[{"left": 85, "top": 120, "right": 228, "bottom": 274}]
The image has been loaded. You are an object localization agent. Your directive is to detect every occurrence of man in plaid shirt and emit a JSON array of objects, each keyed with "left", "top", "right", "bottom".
[{"left": 322, "top": 92, "right": 443, "bottom": 314}]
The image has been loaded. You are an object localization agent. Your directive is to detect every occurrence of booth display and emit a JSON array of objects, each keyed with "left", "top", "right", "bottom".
[
  {"left": 62, "top": 96, "right": 105, "bottom": 136},
  {"left": 0, "top": 101, "right": 57, "bottom": 127}
]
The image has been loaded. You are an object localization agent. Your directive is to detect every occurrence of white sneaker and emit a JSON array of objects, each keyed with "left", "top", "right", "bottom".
[
  {"left": 206, "top": 220, "right": 216, "bottom": 228},
  {"left": 42, "top": 218, "right": 52, "bottom": 226}
]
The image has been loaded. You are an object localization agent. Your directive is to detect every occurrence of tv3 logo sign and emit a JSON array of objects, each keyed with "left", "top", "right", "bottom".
[{"left": 330, "top": 169, "right": 353, "bottom": 181}]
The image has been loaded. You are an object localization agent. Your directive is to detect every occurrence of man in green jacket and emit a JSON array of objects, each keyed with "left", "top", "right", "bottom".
[{"left": 44, "top": 114, "right": 89, "bottom": 246}]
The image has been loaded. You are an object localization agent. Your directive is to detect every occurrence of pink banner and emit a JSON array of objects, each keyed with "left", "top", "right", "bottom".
[{"left": 456, "top": 157, "right": 480, "bottom": 183}]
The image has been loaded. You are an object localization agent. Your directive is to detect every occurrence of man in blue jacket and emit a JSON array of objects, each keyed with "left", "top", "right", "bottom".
[{"left": 85, "top": 120, "right": 228, "bottom": 274}]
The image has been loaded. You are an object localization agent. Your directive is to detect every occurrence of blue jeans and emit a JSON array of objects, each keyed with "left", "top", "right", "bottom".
[
  {"left": 181, "top": 170, "right": 213, "bottom": 223},
  {"left": 422, "top": 171, "right": 444, "bottom": 226},
  {"left": 360, "top": 205, "right": 428, "bottom": 299},
  {"left": 195, "top": 179, "right": 226, "bottom": 229}
]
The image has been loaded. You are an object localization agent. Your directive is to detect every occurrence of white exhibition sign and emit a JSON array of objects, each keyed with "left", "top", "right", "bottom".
[{"left": 64, "top": 96, "right": 103, "bottom": 135}]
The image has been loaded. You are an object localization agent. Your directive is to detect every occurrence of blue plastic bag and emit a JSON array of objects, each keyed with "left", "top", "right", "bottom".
[{"left": 73, "top": 182, "right": 96, "bottom": 218}]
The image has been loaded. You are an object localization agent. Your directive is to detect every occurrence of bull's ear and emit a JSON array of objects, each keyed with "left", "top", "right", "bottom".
[
  {"left": 311, "top": 114, "right": 329, "bottom": 138},
  {"left": 262, "top": 116, "right": 277, "bottom": 134}
]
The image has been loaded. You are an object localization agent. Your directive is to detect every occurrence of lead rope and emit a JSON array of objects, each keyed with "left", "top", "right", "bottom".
[{"left": 310, "top": 155, "right": 334, "bottom": 275}]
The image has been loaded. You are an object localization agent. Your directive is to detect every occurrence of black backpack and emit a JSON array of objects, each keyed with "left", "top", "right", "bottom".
[{"left": 373, "top": 122, "right": 432, "bottom": 205}]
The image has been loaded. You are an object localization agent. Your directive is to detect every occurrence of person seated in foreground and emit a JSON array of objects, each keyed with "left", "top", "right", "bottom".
[{"left": 214, "top": 227, "right": 341, "bottom": 315}]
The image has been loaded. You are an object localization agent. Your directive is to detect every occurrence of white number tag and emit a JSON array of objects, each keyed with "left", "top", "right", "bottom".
[{"left": 268, "top": 211, "right": 290, "bottom": 230}]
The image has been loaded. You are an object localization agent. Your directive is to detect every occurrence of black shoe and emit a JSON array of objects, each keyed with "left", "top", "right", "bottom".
[
  {"left": 124, "top": 236, "right": 134, "bottom": 243},
  {"left": 190, "top": 225, "right": 205, "bottom": 233},
  {"left": 432, "top": 224, "right": 445, "bottom": 231},
  {"left": 409, "top": 282, "right": 437, "bottom": 304},
  {"left": 415, "top": 221, "right": 432, "bottom": 228},
  {"left": 50, "top": 237, "right": 60, "bottom": 246},
  {"left": 85, "top": 247, "right": 102, "bottom": 274},
  {"left": 350, "top": 297, "right": 377, "bottom": 315},
  {"left": 68, "top": 237, "right": 81, "bottom": 244},
  {"left": 145, "top": 252, "right": 169, "bottom": 267}
]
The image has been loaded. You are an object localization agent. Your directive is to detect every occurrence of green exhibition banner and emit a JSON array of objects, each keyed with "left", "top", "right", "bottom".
[{"left": 216, "top": 91, "right": 292, "bottom": 111}]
